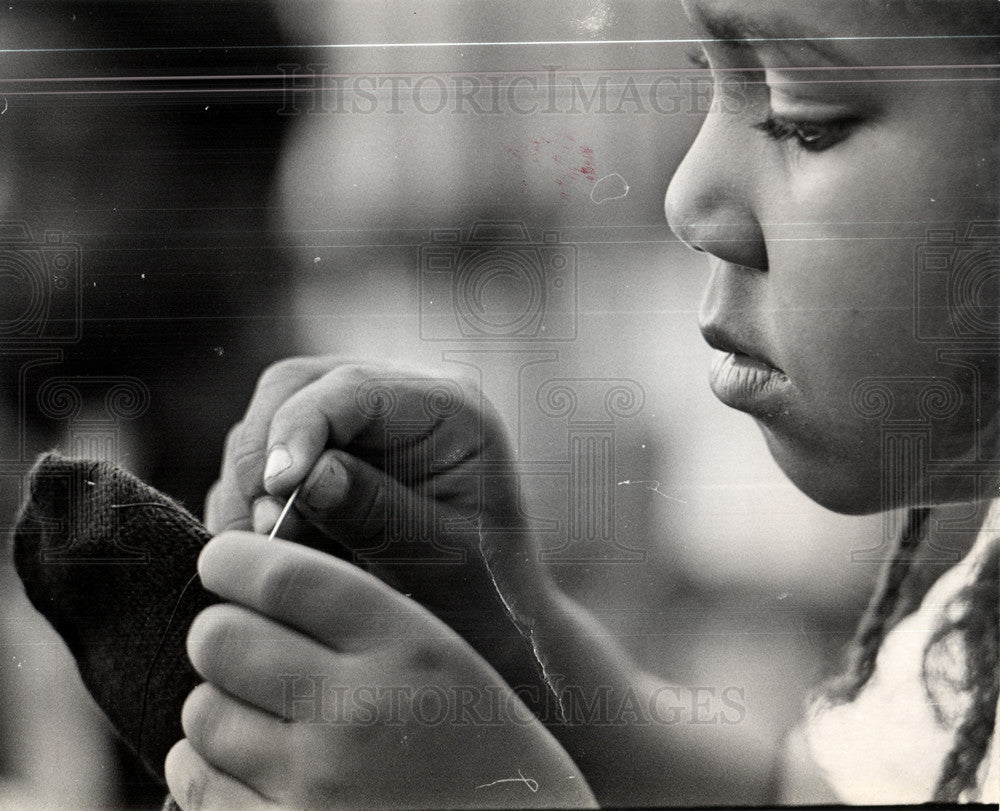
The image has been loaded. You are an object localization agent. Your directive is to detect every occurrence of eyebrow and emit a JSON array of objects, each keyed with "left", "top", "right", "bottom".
[{"left": 694, "top": 12, "right": 860, "bottom": 65}]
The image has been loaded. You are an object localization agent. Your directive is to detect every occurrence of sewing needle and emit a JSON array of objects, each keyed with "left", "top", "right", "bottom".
[{"left": 268, "top": 484, "right": 302, "bottom": 541}]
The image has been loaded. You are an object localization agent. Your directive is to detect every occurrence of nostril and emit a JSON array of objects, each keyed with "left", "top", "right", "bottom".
[
  {"left": 672, "top": 233, "right": 707, "bottom": 255},
  {"left": 673, "top": 222, "right": 769, "bottom": 271},
  {"left": 666, "top": 215, "right": 707, "bottom": 255}
]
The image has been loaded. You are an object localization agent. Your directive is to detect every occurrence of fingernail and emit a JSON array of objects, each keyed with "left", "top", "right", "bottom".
[
  {"left": 305, "top": 456, "right": 349, "bottom": 509},
  {"left": 252, "top": 497, "right": 282, "bottom": 535},
  {"left": 264, "top": 446, "right": 293, "bottom": 482}
]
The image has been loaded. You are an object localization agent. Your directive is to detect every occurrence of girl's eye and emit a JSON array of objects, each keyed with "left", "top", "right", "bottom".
[{"left": 754, "top": 114, "right": 858, "bottom": 153}]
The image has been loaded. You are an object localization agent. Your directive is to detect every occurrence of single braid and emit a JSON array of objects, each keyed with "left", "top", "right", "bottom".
[
  {"left": 929, "top": 538, "right": 999, "bottom": 802},
  {"left": 821, "top": 507, "right": 931, "bottom": 704}
]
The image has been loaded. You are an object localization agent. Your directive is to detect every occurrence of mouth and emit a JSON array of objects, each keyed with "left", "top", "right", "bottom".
[{"left": 700, "top": 324, "right": 790, "bottom": 414}]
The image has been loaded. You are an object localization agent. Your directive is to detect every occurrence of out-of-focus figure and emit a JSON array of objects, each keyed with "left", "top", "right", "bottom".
[{"left": 0, "top": 2, "right": 297, "bottom": 803}]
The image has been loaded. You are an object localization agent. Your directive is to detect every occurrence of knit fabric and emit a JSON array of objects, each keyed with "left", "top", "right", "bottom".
[{"left": 13, "top": 452, "right": 215, "bottom": 783}]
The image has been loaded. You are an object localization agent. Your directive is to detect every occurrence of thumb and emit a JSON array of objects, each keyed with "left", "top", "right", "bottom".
[{"left": 295, "top": 449, "right": 468, "bottom": 567}]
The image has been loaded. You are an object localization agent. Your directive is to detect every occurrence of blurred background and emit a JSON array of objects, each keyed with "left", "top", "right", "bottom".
[{"left": 0, "top": 1, "right": 886, "bottom": 805}]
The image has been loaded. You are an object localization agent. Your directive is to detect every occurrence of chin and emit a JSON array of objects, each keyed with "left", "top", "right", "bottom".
[
  {"left": 758, "top": 422, "right": 1000, "bottom": 515},
  {"left": 758, "top": 426, "right": 901, "bottom": 516}
]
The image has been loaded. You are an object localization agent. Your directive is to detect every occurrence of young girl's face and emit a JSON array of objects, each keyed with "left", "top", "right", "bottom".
[{"left": 665, "top": 0, "right": 999, "bottom": 514}]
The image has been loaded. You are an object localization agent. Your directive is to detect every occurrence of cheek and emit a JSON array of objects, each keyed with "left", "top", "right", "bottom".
[
  {"left": 764, "top": 221, "right": 924, "bottom": 411},
  {"left": 733, "top": 82, "right": 997, "bottom": 510},
  {"left": 766, "top": 219, "right": 988, "bottom": 449},
  {"left": 756, "top": 134, "right": 998, "bottom": 509},
  {"left": 764, "top": 120, "right": 996, "bottom": 403}
]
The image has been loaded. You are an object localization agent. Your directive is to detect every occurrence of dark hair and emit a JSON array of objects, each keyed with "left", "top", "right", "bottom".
[
  {"left": 820, "top": 506, "right": 999, "bottom": 802},
  {"left": 926, "top": 542, "right": 999, "bottom": 801}
]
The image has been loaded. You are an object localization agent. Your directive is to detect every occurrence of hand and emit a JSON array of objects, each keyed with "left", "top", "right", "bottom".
[
  {"left": 205, "top": 359, "right": 555, "bottom": 712},
  {"left": 165, "top": 532, "right": 595, "bottom": 809}
]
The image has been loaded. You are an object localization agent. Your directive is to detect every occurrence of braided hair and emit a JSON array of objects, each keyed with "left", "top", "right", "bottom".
[
  {"left": 820, "top": 506, "right": 999, "bottom": 802},
  {"left": 927, "top": 541, "right": 999, "bottom": 802}
]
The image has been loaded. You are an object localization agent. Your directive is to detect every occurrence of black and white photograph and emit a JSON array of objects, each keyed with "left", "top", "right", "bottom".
[{"left": 0, "top": 1, "right": 997, "bottom": 807}]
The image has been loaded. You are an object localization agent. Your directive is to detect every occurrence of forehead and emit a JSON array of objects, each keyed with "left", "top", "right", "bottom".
[{"left": 682, "top": 0, "right": 1000, "bottom": 65}]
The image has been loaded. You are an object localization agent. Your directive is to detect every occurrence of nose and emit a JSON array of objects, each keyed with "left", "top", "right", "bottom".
[{"left": 664, "top": 114, "right": 768, "bottom": 271}]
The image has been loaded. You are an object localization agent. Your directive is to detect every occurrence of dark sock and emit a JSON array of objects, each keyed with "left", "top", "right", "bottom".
[{"left": 13, "top": 451, "right": 215, "bottom": 783}]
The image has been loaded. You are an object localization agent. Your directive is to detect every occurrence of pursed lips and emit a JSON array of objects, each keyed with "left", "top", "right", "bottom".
[{"left": 698, "top": 321, "right": 785, "bottom": 375}]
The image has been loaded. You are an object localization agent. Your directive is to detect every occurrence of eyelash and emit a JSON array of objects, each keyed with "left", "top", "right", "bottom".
[
  {"left": 685, "top": 46, "right": 858, "bottom": 153},
  {"left": 753, "top": 114, "right": 858, "bottom": 153}
]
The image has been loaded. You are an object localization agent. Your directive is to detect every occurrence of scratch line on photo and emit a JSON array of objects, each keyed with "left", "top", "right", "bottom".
[{"left": 617, "top": 480, "right": 688, "bottom": 504}]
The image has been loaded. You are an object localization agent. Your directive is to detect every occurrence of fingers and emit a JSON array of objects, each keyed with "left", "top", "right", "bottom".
[
  {"left": 260, "top": 364, "right": 373, "bottom": 496},
  {"left": 180, "top": 683, "right": 350, "bottom": 808},
  {"left": 204, "top": 424, "right": 253, "bottom": 534},
  {"left": 297, "top": 449, "right": 455, "bottom": 559},
  {"left": 204, "top": 480, "right": 248, "bottom": 536},
  {"left": 261, "top": 366, "right": 479, "bottom": 497},
  {"left": 197, "top": 533, "right": 442, "bottom": 651},
  {"left": 250, "top": 494, "right": 309, "bottom": 540},
  {"left": 165, "top": 738, "right": 277, "bottom": 811},
  {"left": 181, "top": 683, "right": 292, "bottom": 786},
  {"left": 257, "top": 447, "right": 462, "bottom": 560},
  {"left": 186, "top": 602, "right": 357, "bottom": 718},
  {"left": 225, "top": 358, "right": 490, "bottom": 513},
  {"left": 227, "top": 357, "right": 331, "bottom": 501}
]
